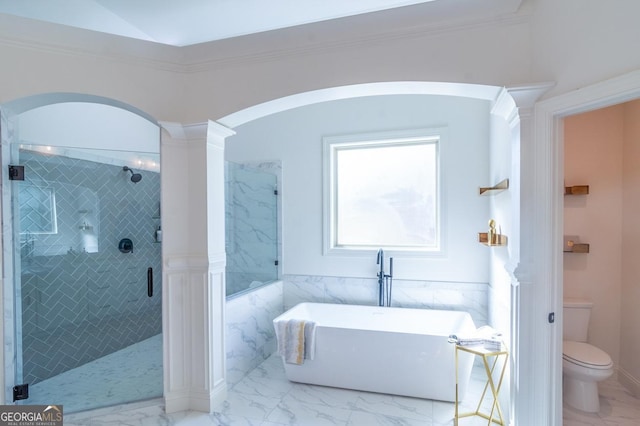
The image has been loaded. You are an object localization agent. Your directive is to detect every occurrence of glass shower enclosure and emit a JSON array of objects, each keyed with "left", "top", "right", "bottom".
[
  {"left": 225, "top": 161, "right": 279, "bottom": 297},
  {"left": 10, "top": 145, "right": 163, "bottom": 413}
]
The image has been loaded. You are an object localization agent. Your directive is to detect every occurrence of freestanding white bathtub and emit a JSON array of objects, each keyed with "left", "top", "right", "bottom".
[{"left": 273, "top": 302, "right": 476, "bottom": 402}]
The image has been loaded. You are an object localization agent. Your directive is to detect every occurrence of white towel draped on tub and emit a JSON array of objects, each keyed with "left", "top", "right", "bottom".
[{"left": 274, "top": 319, "right": 316, "bottom": 365}]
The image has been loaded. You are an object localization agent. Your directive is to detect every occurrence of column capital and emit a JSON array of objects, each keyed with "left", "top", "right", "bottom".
[
  {"left": 159, "top": 121, "right": 235, "bottom": 141},
  {"left": 506, "top": 83, "right": 555, "bottom": 109}
]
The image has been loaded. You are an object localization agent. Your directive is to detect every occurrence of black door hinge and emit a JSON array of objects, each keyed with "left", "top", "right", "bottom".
[
  {"left": 548, "top": 312, "right": 555, "bottom": 324},
  {"left": 274, "top": 260, "right": 279, "bottom": 266},
  {"left": 274, "top": 189, "right": 278, "bottom": 195},
  {"left": 9, "top": 165, "right": 25, "bottom": 181},
  {"left": 13, "top": 383, "right": 29, "bottom": 401}
]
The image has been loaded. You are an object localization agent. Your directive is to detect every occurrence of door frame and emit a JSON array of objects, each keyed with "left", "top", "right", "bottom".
[{"left": 535, "top": 70, "right": 640, "bottom": 425}]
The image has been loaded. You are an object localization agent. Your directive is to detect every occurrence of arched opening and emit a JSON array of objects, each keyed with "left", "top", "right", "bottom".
[
  {"left": 216, "top": 81, "right": 524, "bottom": 423},
  {"left": 1, "top": 93, "right": 163, "bottom": 412},
  {"left": 218, "top": 81, "right": 506, "bottom": 128}
]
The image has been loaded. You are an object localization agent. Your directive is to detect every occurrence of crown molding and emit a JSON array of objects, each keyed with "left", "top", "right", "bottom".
[
  {"left": 0, "top": 6, "right": 532, "bottom": 75},
  {"left": 181, "top": 11, "right": 532, "bottom": 72},
  {"left": 160, "top": 121, "right": 209, "bottom": 140},
  {"left": 0, "top": 13, "right": 185, "bottom": 73}
]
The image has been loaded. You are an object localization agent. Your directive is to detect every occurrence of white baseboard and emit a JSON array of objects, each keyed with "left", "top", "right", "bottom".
[{"left": 618, "top": 366, "right": 640, "bottom": 398}]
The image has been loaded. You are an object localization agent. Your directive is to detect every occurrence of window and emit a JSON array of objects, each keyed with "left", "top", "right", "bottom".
[{"left": 323, "top": 129, "right": 443, "bottom": 254}]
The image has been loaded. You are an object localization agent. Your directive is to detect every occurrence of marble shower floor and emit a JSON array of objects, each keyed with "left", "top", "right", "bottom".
[{"left": 25, "top": 333, "right": 163, "bottom": 413}]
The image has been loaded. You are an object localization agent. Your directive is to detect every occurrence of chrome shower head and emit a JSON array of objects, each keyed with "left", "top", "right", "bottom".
[{"left": 123, "top": 166, "right": 142, "bottom": 183}]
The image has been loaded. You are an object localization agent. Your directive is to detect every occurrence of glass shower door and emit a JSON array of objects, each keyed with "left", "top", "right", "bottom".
[{"left": 12, "top": 145, "right": 162, "bottom": 413}]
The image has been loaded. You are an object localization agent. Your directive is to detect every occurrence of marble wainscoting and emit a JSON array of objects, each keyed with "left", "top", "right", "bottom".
[
  {"left": 225, "top": 280, "right": 284, "bottom": 385},
  {"left": 283, "top": 275, "right": 488, "bottom": 327}
]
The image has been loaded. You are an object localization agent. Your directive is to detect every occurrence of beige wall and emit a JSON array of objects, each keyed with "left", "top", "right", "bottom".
[
  {"left": 531, "top": 0, "right": 640, "bottom": 98},
  {"left": 0, "top": 35, "right": 181, "bottom": 121},
  {"left": 564, "top": 104, "right": 624, "bottom": 364},
  {"left": 621, "top": 99, "right": 640, "bottom": 394},
  {"left": 0, "top": 0, "right": 639, "bottom": 123},
  {"left": 180, "top": 18, "right": 533, "bottom": 122},
  {"left": 564, "top": 101, "right": 640, "bottom": 388}
]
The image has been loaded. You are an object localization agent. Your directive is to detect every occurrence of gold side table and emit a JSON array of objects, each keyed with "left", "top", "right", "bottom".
[{"left": 454, "top": 343, "right": 509, "bottom": 425}]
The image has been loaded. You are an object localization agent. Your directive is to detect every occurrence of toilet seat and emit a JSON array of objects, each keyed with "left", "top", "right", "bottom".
[{"left": 563, "top": 341, "right": 613, "bottom": 370}]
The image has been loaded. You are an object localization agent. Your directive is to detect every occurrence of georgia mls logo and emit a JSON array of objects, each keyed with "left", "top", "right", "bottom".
[
  {"left": 0, "top": 405, "right": 63, "bottom": 426},
  {"left": 43, "top": 405, "right": 62, "bottom": 419}
]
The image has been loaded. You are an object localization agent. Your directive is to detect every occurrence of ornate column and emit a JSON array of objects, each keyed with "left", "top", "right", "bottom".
[
  {"left": 503, "top": 83, "right": 555, "bottom": 426},
  {"left": 160, "top": 120, "right": 235, "bottom": 413}
]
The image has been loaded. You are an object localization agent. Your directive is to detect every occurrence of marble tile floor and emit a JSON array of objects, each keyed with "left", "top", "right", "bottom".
[
  {"left": 66, "top": 353, "right": 508, "bottom": 426},
  {"left": 29, "top": 334, "right": 640, "bottom": 425},
  {"left": 563, "top": 374, "right": 640, "bottom": 426},
  {"left": 25, "top": 333, "right": 163, "bottom": 413}
]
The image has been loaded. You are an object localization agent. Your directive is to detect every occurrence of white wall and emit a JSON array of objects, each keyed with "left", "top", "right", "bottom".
[
  {"left": 15, "top": 102, "right": 159, "bottom": 169},
  {"left": 17, "top": 103, "right": 158, "bottom": 153},
  {"left": 225, "top": 94, "right": 491, "bottom": 282},
  {"left": 488, "top": 95, "right": 516, "bottom": 339},
  {"left": 487, "top": 92, "right": 518, "bottom": 421}
]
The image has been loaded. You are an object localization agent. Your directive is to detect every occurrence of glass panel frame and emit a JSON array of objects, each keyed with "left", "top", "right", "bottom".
[
  {"left": 225, "top": 161, "right": 279, "bottom": 298},
  {"left": 11, "top": 145, "right": 163, "bottom": 413}
]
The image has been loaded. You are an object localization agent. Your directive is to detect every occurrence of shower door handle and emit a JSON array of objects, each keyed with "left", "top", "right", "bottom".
[{"left": 147, "top": 267, "right": 153, "bottom": 297}]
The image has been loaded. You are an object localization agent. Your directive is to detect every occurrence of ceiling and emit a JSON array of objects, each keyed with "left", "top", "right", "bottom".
[
  {"left": 0, "top": 0, "right": 440, "bottom": 47},
  {"left": 0, "top": 0, "right": 522, "bottom": 47}
]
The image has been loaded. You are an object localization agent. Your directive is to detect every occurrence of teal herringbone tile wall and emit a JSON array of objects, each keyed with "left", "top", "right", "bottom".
[{"left": 18, "top": 150, "right": 162, "bottom": 385}]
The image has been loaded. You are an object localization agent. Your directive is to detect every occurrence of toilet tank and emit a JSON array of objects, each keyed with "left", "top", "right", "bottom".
[{"left": 563, "top": 298, "right": 593, "bottom": 342}]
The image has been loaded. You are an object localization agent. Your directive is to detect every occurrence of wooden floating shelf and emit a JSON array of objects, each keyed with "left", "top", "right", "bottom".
[
  {"left": 478, "top": 232, "right": 508, "bottom": 247},
  {"left": 479, "top": 178, "right": 509, "bottom": 196},
  {"left": 564, "top": 243, "right": 590, "bottom": 253},
  {"left": 565, "top": 185, "right": 589, "bottom": 195}
]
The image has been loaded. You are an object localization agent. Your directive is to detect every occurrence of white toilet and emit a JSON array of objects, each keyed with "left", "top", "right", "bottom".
[{"left": 563, "top": 298, "right": 614, "bottom": 413}]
